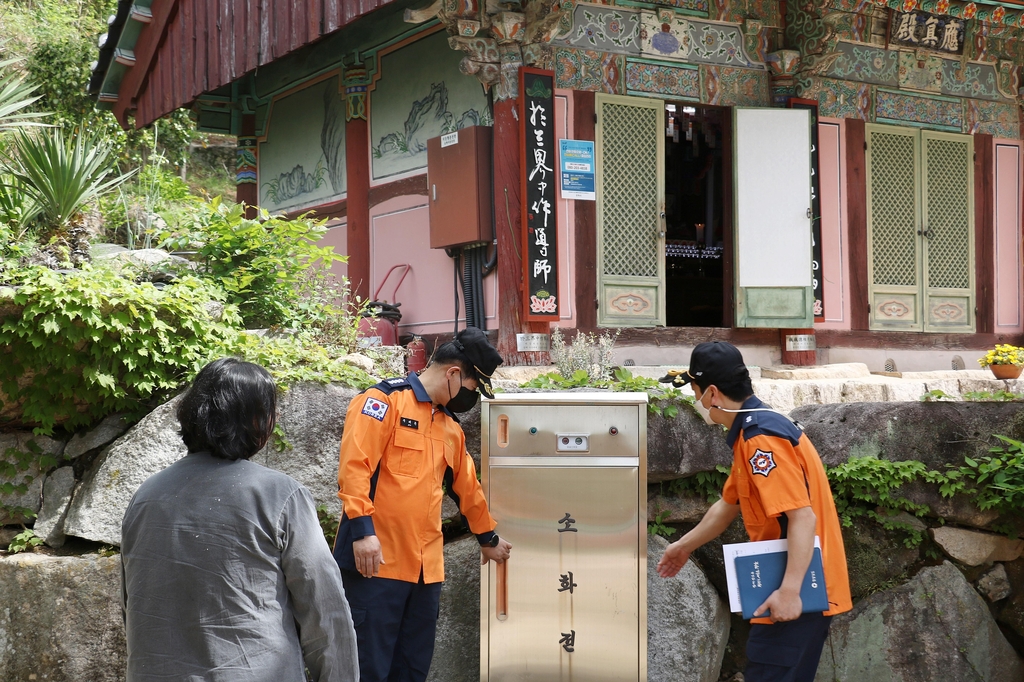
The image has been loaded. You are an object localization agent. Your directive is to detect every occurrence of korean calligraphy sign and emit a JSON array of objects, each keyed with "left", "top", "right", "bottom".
[
  {"left": 788, "top": 98, "right": 824, "bottom": 321},
  {"left": 520, "top": 67, "right": 560, "bottom": 322},
  {"left": 889, "top": 9, "right": 966, "bottom": 56}
]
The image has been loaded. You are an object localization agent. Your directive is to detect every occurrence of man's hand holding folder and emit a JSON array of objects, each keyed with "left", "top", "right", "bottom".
[{"left": 751, "top": 505, "right": 815, "bottom": 623}]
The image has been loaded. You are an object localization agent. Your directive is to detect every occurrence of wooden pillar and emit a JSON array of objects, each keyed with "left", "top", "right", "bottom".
[
  {"left": 344, "top": 66, "right": 371, "bottom": 302},
  {"left": 236, "top": 114, "right": 258, "bottom": 218},
  {"left": 974, "top": 133, "right": 995, "bottom": 334},
  {"left": 491, "top": 43, "right": 549, "bottom": 364},
  {"left": 780, "top": 328, "right": 816, "bottom": 365},
  {"left": 846, "top": 118, "right": 869, "bottom": 331},
  {"left": 573, "top": 91, "right": 597, "bottom": 330}
]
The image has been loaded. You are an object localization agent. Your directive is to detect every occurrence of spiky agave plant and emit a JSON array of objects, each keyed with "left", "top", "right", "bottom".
[{"left": 9, "top": 129, "right": 134, "bottom": 265}]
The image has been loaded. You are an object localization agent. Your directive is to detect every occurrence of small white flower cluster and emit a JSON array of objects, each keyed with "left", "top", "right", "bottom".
[{"left": 549, "top": 327, "right": 621, "bottom": 383}]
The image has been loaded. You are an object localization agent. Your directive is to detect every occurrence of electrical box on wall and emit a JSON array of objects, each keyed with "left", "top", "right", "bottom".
[{"left": 427, "top": 126, "right": 493, "bottom": 249}]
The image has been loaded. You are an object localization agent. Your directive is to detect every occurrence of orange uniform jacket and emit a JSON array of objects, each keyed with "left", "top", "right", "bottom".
[
  {"left": 721, "top": 395, "right": 853, "bottom": 624},
  {"left": 334, "top": 373, "right": 496, "bottom": 584}
]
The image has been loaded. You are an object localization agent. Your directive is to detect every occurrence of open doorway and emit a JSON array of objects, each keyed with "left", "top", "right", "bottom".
[{"left": 664, "top": 103, "right": 727, "bottom": 327}]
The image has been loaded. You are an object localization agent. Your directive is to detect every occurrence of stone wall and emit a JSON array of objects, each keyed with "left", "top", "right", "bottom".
[{"left": 2, "top": 386, "right": 1023, "bottom": 680}]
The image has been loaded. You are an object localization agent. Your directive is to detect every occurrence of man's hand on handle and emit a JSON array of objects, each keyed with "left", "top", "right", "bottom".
[
  {"left": 481, "top": 538, "right": 513, "bottom": 565},
  {"left": 353, "top": 535, "right": 385, "bottom": 578}
]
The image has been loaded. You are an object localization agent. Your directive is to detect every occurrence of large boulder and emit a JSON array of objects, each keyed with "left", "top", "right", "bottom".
[
  {"left": 648, "top": 535, "right": 731, "bottom": 681},
  {"left": 427, "top": 536, "right": 481, "bottom": 682},
  {"left": 646, "top": 403, "right": 733, "bottom": 482},
  {"left": 792, "top": 402, "right": 1024, "bottom": 527},
  {"left": 64, "top": 396, "right": 187, "bottom": 546},
  {"left": 791, "top": 402, "right": 1024, "bottom": 469},
  {"left": 815, "top": 561, "right": 1024, "bottom": 681},
  {"left": 0, "top": 553, "right": 125, "bottom": 682},
  {"left": 63, "top": 383, "right": 365, "bottom": 546},
  {"left": 253, "top": 383, "right": 362, "bottom": 516},
  {"left": 0, "top": 432, "right": 66, "bottom": 525}
]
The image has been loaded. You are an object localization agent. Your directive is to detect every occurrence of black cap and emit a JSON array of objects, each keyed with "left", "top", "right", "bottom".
[
  {"left": 658, "top": 341, "right": 749, "bottom": 389},
  {"left": 452, "top": 327, "right": 502, "bottom": 398}
]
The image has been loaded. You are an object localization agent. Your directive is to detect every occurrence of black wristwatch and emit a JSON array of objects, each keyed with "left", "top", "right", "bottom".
[{"left": 486, "top": 534, "right": 501, "bottom": 548}]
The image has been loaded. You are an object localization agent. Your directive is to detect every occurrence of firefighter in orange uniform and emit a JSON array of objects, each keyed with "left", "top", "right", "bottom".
[
  {"left": 333, "top": 328, "right": 512, "bottom": 682},
  {"left": 656, "top": 341, "right": 852, "bottom": 682}
]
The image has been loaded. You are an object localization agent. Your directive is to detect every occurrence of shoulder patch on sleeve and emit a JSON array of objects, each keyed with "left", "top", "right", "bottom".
[
  {"left": 749, "top": 449, "right": 777, "bottom": 477},
  {"left": 361, "top": 397, "right": 390, "bottom": 421}
]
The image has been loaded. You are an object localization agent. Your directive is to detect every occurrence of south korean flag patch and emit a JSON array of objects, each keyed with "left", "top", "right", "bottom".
[
  {"left": 749, "top": 449, "right": 777, "bottom": 477},
  {"left": 361, "top": 397, "right": 389, "bottom": 422}
]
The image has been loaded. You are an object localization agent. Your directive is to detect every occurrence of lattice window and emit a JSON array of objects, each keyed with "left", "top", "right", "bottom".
[
  {"left": 600, "top": 102, "right": 659, "bottom": 278},
  {"left": 869, "top": 131, "right": 918, "bottom": 287},
  {"left": 925, "top": 137, "right": 971, "bottom": 290}
]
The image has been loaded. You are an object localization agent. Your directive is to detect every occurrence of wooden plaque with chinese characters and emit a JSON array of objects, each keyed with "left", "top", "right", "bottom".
[
  {"left": 888, "top": 9, "right": 966, "bottom": 56},
  {"left": 520, "top": 67, "right": 559, "bottom": 322}
]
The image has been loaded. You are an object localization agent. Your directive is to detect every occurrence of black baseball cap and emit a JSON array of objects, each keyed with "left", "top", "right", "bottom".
[
  {"left": 659, "top": 341, "right": 749, "bottom": 389},
  {"left": 452, "top": 327, "right": 502, "bottom": 399}
]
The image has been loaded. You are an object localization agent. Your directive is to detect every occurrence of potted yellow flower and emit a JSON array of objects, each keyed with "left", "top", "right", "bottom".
[{"left": 979, "top": 344, "right": 1024, "bottom": 379}]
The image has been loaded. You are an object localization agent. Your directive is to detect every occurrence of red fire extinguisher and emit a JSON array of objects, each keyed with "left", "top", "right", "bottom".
[{"left": 407, "top": 336, "right": 428, "bottom": 373}]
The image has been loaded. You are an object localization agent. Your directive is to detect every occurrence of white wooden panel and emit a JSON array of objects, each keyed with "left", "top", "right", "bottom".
[
  {"left": 734, "top": 108, "right": 812, "bottom": 288},
  {"left": 995, "top": 141, "right": 1023, "bottom": 330}
]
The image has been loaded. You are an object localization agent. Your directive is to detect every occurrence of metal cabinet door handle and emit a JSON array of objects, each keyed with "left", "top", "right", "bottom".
[{"left": 496, "top": 559, "right": 508, "bottom": 621}]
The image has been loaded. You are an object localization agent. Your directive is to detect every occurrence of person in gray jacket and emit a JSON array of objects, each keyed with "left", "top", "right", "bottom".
[{"left": 121, "top": 357, "right": 359, "bottom": 682}]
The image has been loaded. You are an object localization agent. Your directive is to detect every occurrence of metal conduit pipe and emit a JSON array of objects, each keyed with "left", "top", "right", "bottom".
[{"left": 462, "top": 246, "right": 478, "bottom": 329}]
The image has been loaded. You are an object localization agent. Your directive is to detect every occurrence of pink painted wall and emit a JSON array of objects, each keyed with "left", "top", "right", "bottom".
[
  {"left": 319, "top": 218, "right": 349, "bottom": 282},
  {"left": 994, "top": 139, "right": 1023, "bottom": 333},
  {"left": 368, "top": 194, "right": 497, "bottom": 336},
  {"left": 814, "top": 118, "right": 851, "bottom": 331},
  {"left": 553, "top": 89, "right": 578, "bottom": 329}
]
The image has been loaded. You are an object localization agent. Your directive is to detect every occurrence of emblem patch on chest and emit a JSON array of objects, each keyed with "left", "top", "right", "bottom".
[
  {"left": 361, "top": 397, "right": 389, "bottom": 421},
  {"left": 400, "top": 417, "right": 419, "bottom": 429},
  {"left": 749, "top": 449, "right": 777, "bottom": 477}
]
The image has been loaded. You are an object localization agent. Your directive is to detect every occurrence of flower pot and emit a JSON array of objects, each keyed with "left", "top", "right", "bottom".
[{"left": 990, "top": 364, "right": 1022, "bottom": 380}]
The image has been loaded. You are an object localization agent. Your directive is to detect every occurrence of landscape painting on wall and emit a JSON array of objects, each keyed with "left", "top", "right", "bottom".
[
  {"left": 259, "top": 75, "right": 347, "bottom": 212},
  {"left": 370, "top": 30, "right": 492, "bottom": 181}
]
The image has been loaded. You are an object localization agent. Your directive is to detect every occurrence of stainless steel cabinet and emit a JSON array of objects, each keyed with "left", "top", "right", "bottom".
[{"left": 480, "top": 393, "right": 648, "bottom": 682}]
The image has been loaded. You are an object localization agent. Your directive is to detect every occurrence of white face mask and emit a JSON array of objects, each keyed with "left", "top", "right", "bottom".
[
  {"left": 694, "top": 389, "right": 800, "bottom": 429},
  {"left": 694, "top": 392, "right": 716, "bottom": 425}
]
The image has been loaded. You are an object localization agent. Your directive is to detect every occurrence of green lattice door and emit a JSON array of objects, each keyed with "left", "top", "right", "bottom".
[
  {"left": 866, "top": 125, "right": 974, "bottom": 332},
  {"left": 595, "top": 94, "right": 665, "bottom": 327},
  {"left": 922, "top": 131, "right": 974, "bottom": 331}
]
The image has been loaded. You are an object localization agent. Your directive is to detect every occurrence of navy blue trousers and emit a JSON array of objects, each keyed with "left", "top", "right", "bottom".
[
  {"left": 745, "top": 613, "right": 833, "bottom": 682},
  {"left": 341, "top": 570, "right": 443, "bottom": 682}
]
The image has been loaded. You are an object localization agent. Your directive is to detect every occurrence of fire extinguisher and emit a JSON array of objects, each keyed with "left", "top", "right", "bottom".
[{"left": 407, "top": 336, "right": 428, "bottom": 373}]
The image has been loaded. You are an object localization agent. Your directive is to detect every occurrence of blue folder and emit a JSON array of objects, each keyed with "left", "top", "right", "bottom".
[{"left": 734, "top": 547, "right": 829, "bottom": 620}]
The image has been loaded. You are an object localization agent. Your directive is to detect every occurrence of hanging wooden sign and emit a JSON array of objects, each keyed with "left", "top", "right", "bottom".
[
  {"left": 889, "top": 9, "right": 966, "bottom": 56},
  {"left": 520, "top": 67, "right": 560, "bottom": 322},
  {"left": 788, "top": 97, "right": 824, "bottom": 322}
]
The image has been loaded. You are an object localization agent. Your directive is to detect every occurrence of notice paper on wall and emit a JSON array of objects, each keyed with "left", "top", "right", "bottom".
[{"left": 559, "top": 139, "right": 596, "bottom": 201}]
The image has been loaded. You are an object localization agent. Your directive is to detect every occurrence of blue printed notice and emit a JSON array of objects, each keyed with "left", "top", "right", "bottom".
[{"left": 559, "top": 139, "right": 595, "bottom": 201}]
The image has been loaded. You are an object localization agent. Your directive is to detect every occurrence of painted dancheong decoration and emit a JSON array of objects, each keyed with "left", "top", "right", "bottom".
[{"left": 521, "top": 67, "right": 559, "bottom": 321}]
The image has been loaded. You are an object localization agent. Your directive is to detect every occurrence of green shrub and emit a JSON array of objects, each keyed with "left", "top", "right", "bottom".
[
  {"left": 0, "top": 264, "right": 242, "bottom": 434},
  {"left": 160, "top": 198, "right": 345, "bottom": 329},
  {"left": 7, "top": 529, "right": 43, "bottom": 554}
]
